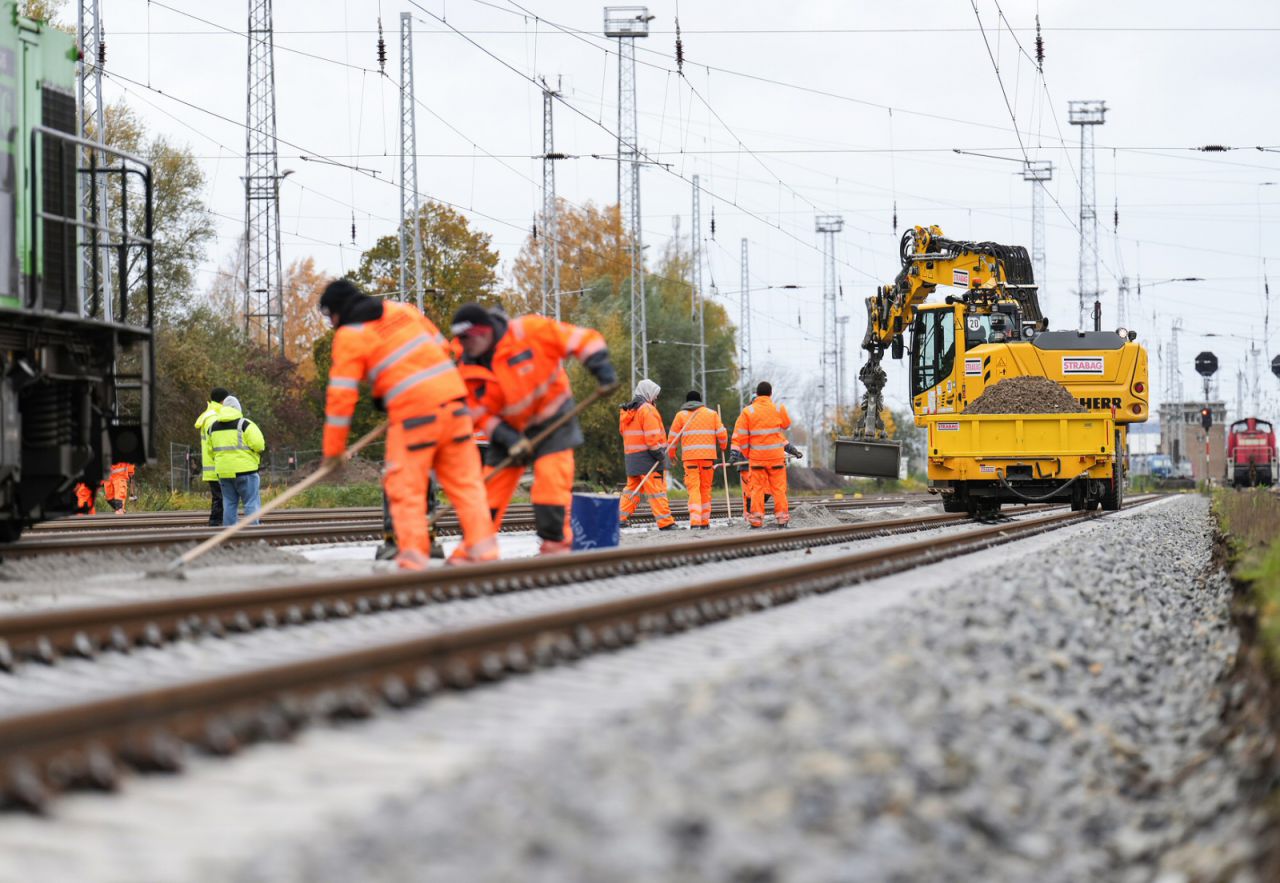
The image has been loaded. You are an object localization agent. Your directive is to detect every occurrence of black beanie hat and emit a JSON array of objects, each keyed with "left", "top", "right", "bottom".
[
  {"left": 685, "top": 390, "right": 702, "bottom": 403},
  {"left": 319, "top": 278, "right": 363, "bottom": 319},
  {"left": 210, "top": 387, "right": 230, "bottom": 403},
  {"left": 756, "top": 381, "right": 772, "bottom": 397},
  {"left": 451, "top": 303, "right": 495, "bottom": 336}
]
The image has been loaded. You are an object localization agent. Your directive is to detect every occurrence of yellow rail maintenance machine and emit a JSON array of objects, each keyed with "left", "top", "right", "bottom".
[{"left": 835, "top": 225, "right": 1149, "bottom": 516}]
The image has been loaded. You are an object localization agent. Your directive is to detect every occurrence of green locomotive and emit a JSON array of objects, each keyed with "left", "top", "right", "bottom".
[{"left": 0, "top": 3, "right": 153, "bottom": 541}]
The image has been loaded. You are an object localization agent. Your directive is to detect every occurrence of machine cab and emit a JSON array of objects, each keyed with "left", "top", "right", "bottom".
[{"left": 910, "top": 302, "right": 1028, "bottom": 419}]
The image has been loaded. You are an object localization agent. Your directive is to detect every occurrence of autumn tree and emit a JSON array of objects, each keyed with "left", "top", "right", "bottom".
[
  {"left": 98, "top": 101, "right": 215, "bottom": 323},
  {"left": 352, "top": 200, "right": 499, "bottom": 327},
  {"left": 154, "top": 307, "right": 321, "bottom": 471},
  {"left": 507, "top": 200, "right": 628, "bottom": 320},
  {"left": 282, "top": 257, "right": 330, "bottom": 374}
]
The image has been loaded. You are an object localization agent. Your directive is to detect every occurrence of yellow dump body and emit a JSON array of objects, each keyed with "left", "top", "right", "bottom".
[{"left": 925, "top": 412, "right": 1117, "bottom": 483}]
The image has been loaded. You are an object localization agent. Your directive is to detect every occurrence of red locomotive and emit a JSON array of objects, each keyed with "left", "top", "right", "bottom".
[{"left": 1227, "top": 417, "right": 1277, "bottom": 487}]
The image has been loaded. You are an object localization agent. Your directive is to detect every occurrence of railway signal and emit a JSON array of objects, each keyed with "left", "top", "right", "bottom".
[
  {"left": 1201, "top": 406, "right": 1213, "bottom": 432},
  {"left": 1195, "top": 351, "right": 1219, "bottom": 378}
]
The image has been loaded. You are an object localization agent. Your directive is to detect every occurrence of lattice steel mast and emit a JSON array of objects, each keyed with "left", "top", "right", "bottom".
[
  {"left": 1021, "top": 160, "right": 1053, "bottom": 315},
  {"left": 739, "top": 237, "right": 750, "bottom": 410},
  {"left": 691, "top": 174, "right": 705, "bottom": 394},
  {"left": 540, "top": 78, "right": 562, "bottom": 319},
  {"left": 78, "top": 0, "right": 111, "bottom": 320},
  {"left": 399, "top": 12, "right": 424, "bottom": 310},
  {"left": 244, "top": 0, "right": 285, "bottom": 354},
  {"left": 1069, "top": 100, "right": 1106, "bottom": 330},
  {"left": 605, "top": 6, "right": 651, "bottom": 385},
  {"left": 816, "top": 215, "right": 843, "bottom": 450}
]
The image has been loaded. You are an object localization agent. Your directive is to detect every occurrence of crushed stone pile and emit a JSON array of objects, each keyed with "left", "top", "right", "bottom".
[
  {"left": 787, "top": 466, "right": 844, "bottom": 491},
  {"left": 967, "top": 376, "right": 1084, "bottom": 415},
  {"left": 786, "top": 502, "right": 841, "bottom": 526}
]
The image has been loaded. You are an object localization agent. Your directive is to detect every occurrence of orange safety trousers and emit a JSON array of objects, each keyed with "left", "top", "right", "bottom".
[
  {"left": 385, "top": 402, "right": 497, "bottom": 562},
  {"left": 683, "top": 461, "right": 716, "bottom": 526},
  {"left": 486, "top": 448, "right": 575, "bottom": 544},
  {"left": 620, "top": 471, "right": 675, "bottom": 527},
  {"left": 748, "top": 464, "right": 789, "bottom": 527}
]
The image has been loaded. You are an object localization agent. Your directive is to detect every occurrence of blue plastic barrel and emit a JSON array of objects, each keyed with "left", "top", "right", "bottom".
[{"left": 571, "top": 493, "right": 621, "bottom": 552}]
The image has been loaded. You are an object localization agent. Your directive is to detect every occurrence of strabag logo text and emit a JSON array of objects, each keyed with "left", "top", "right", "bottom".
[{"left": 1061, "top": 356, "right": 1104, "bottom": 375}]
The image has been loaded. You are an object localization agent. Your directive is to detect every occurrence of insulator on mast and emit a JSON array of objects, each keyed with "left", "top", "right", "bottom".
[
  {"left": 377, "top": 18, "right": 387, "bottom": 74},
  {"left": 674, "top": 18, "right": 684, "bottom": 74},
  {"left": 1034, "top": 15, "right": 1044, "bottom": 70}
]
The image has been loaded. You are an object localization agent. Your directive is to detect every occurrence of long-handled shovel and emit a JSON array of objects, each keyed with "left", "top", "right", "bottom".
[
  {"left": 718, "top": 405, "right": 733, "bottom": 521},
  {"left": 425, "top": 381, "right": 620, "bottom": 531},
  {"left": 159, "top": 421, "right": 389, "bottom": 574}
]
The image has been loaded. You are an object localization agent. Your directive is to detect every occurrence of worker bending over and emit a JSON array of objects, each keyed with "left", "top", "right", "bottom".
[
  {"left": 101, "top": 462, "right": 135, "bottom": 515},
  {"left": 452, "top": 303, "right": 617, "bottom": 555},
  {"left": 320, "top": 280, "right": 497, "bottom": 571},
  {"left": 619, "top": 379, "right": 676, "bottom": 530},
  {"left": 667, "top": 390, "right": 726, "bottom": 529},
  {"left": 732, "top": 381, "right": 793, "bottom": 528}
]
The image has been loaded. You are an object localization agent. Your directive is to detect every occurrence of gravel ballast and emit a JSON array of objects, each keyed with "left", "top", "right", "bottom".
[
  {"left": 232, "top": 495, "right": 1266, "bottom": 882},
  {"left": 968, "top": 376, "right": 1085, "bottom": 414},
  {"left": 1, "top": 497, "right": 1267, "bottom": 882}
]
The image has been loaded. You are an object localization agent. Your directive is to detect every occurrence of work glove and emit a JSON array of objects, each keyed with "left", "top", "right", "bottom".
[
  {"left": 728, "top": 448, "right": 746, "bottom": 465},
  {"left": 583, "top": 350, "right": 618, "bottom": 388},
  {"left": 372, "top": 396, "right": 386, "bottom": 413},
  {"left": 491, "top": 421, "right": 534, "bottom": 466},
  {"left": 648, "top": 448, "right": 668, "bottom": 471},
  {"left": 508, "top": 436, "right": 534, "bottom": 466},
  {"left": 784, "top": 443, "right": 803, "bottom": 460}
]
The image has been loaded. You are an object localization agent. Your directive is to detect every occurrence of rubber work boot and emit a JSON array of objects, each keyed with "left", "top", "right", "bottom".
[
  {"left": 538, "top": 538, "right": 572, "bottom": 556},
  {"left": 395, "top": 549, "right": 432, "bottom": 572},
  {"left": 658, "top": 523, "right": 678, "bottom": 532},
  {"left": 375, "top": 534, "right": 398, "bottom": 561},
  {"left": 429, "top": 526, "right": 445, "bottom": 560}
]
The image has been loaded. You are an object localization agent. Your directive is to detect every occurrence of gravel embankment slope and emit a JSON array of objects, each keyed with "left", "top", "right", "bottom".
[{"left": 243, "top": 495, "right": 1266, "bottom": 883}]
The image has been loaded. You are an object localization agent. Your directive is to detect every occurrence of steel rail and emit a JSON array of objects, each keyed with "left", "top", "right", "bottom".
[
  {"left": 0, "top": 498, "right": 1160, "bottom": 809},
  {"left": 4, "top": 497, "right": 932, "bottom": 557},
  {"left": 0, "top": 508, "right": 1009, "bottom": 667},
  {"left": 26, "top": 495, "right": 926, "bottom": 532}
]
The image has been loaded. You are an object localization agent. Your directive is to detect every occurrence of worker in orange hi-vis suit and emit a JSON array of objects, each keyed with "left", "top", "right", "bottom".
[
  {"left": 732, "top": 380, "right": 793, "bottom": 528},
  {"left": 666, "top": 389, "right": 726, "bottom": 529},
  {"left": 319, "top": 280, "right": 498, "bottom": 572},
  {"left": 101, "top": 462, "right": 135, "bottom": 515},
  {"left": 74, "top": 482, "right": 95, "bottom": 515},
  {"left": 618, "top": 379, "right": 676, "bottom": 530},
  {"left": 451, "top": 303, "right": 617, "bottom": 555}
]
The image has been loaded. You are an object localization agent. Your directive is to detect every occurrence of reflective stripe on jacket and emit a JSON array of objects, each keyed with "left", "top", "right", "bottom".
[
  {"left": 323, "top": 300, "right": 466, "bottom": 458},
  {"left": 668, "top": 404, "right": 727, "bottom": 464},
  {"left": 194, "top": 401, "right": 220, "bottom": 481},
  {"left": 731, "top": 395, "right": 791, "bottom": 464},
  {"left": 103, "top": 462, "right": 135, "bottom": 500},
  {"left": 463, "top": 314, "right": 606, "bottom": 462},
  {"left": 208, "top": 405, "right": 265, "bottom": 478},
  {"left": 619, "top": 400, "right": 667, "bottom": 476}
]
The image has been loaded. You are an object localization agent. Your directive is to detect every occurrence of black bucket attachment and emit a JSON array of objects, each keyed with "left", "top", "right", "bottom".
[{"left": 834, "top": 437, "right": 902, "bottom": 479}]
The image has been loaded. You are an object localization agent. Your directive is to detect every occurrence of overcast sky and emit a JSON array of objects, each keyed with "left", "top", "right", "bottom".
[{"left": 97, "top": 0, "right": 1280, "bottom": 419}]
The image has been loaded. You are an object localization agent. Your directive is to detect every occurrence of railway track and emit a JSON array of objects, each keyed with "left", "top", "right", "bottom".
[
  {"left": 4, "top": 495, "right": 931, "bottom": 558},
  {"left": 0, "top": 496, "right": 1160, "bottom": 809}
]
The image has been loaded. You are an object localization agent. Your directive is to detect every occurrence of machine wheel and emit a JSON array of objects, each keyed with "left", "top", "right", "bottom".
[
  {"left": 0, "top": 520, "right": 23, "bottom": 544},
  {"left": 1100, "top": 431, "right": 1125, "bottom": 511},
  {"left": 942, "top": 495, "right": 966, "bottom": 513},
  {"left": 1070, "top": 484, "right": 1085, "bottom": 511}
]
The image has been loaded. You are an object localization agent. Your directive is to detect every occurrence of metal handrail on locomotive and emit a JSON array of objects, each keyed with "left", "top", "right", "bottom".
[
  {"left": 835, "top": 225, "right": 1148, "bottom": 515},
  {"left": 1227, "top": 417, "right": 1276, "bottom": 488},
  {"left": 0, "top": 5, "right": 155, "bottom": 542}
]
